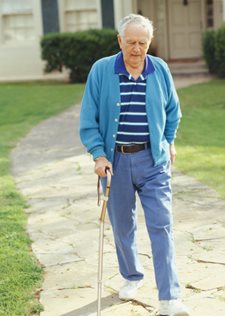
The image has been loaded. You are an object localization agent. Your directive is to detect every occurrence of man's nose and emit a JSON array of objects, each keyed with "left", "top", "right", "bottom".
[{"left": 133, "top": 43, "right": 141, "bottom": 52}]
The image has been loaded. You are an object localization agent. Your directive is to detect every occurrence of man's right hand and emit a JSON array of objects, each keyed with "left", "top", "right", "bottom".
[{"left": 94, "top": 156, "right": 113, "bottom": 177}]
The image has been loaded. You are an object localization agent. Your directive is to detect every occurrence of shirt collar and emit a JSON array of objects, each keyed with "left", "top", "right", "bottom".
[{"left": 114, "top": 52, "right": 155, "bottom": 79}]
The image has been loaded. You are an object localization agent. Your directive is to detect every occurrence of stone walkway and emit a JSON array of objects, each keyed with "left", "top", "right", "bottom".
[{"left": 11, "top": 76, "right": 225, "bottom": 316}]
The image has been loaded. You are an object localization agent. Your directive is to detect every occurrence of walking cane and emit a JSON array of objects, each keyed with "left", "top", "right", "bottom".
[{"left": 97, "top": 168, "right": 112, "bottom": 316}]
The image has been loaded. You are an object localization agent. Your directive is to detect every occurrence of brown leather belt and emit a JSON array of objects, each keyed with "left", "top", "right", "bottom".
[{"left": 116, "top": 143, "right": 150, "bottom": 154}]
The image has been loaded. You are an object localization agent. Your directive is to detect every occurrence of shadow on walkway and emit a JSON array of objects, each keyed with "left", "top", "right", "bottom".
[
  {"left": 60, "top": 294, "right": 122, "bottom": 316},
  {"left": 61, "top": 294, "right": 155, "bottom": 316}
]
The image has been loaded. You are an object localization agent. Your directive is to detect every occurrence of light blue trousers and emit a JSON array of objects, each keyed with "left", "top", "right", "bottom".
[{"left": 101, "top": 147, "right": 181, "bottom": 300}]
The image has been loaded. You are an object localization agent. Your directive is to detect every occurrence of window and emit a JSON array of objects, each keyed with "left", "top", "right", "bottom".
[
  {"left": 206, "top": 0, "right": 214, "bottom": 28},
  {"left": 0, "top": 0, "right": 35, "bottom": 43},
  {"left": 64, "top": 0, "right": 98, "bottom": 32}
]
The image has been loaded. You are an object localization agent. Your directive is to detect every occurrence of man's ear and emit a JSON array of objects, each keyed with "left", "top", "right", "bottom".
[
  {"left": 146, "top": 38, "right": 152, "bottom": 53},
  {"left": 117, "top": 34, "right": 122, "bottom": 49}
]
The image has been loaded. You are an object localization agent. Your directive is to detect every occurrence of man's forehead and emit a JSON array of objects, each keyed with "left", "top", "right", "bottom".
[
  {"left": 123, "top": 34, "right": 149, "bottom": 43},
  {"left": 123, "top": 24, "right": 150, "bottom": 39},
  {"left": 124, "top": 23, "right": 148, "bottom": 32}
]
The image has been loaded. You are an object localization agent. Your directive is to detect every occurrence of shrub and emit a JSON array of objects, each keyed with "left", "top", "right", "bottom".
[
  {"left": 215, "top": 25, "right": 225, "bottom": 77},
  {"left": 203, "top": 24, "right": 225, "bottom": 77},
  {"left": 41, "top": 29, "right": 119, "bottom": 83},
  {"left": 41, "top": 28, "right": 157, "bottom": 83},
  {"left": 202, "top": 30, "right": 216, "bottom": 73},
  {"left": 41, "top": 33, "right": 64, "bottom": 72}
]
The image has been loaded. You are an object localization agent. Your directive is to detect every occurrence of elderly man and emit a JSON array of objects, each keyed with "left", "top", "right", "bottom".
[{"left": 80, "top": 14, "right": 189, "bottom": 316}]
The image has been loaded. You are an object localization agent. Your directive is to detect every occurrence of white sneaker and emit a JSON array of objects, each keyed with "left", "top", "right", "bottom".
[
  {"left": 159, "top": 299, "right": 190, "bottom": 316},
  {"left": 119, "top": 279, "right": 143, "bottom": 300}
]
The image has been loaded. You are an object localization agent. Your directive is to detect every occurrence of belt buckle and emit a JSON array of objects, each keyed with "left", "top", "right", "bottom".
[{"left": 121, "top": 145, "right": 125, "bottom": 154}]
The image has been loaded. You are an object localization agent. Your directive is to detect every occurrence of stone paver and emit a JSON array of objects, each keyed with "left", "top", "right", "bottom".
[{"left": 11, "top": 76, "right": 225, "bottom": 316}]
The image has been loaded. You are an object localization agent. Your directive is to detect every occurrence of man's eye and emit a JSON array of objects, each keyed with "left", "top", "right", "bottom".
[{"left": 126, "top": 41, "right": 146, "bottom": 46}]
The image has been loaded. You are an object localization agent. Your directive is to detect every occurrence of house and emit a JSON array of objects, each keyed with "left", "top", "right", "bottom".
[{"left": 0, "top": 0, "right": 225, "bottom": 81}]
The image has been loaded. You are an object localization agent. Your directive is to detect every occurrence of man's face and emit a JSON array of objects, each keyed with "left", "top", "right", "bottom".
[{"left": 117, "top": 23, "right": 151, "bottom": 68}]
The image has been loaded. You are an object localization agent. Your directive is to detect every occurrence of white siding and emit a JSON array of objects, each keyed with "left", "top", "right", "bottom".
[{"left": 0, "top": 0, "right": 46, "bottom": 81}]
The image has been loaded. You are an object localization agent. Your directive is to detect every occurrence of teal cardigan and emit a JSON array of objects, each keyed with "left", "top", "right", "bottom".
[{"left": 80, "top": 53, "right": 181, "bottom": 166}]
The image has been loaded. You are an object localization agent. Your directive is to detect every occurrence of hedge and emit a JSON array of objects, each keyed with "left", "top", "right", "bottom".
[
  {"left": 203, "top": 24, "right": 225, "bottom": 77},
  {"left": 41, "top": 29, "right": 119, "bottom": 83},
  {"left": 215, "top": 25, "right": 225, "bottom": 77},
  {"left": 41, "top": 28, "right": 156, "bottom": 83},
  {"left": 202, "top": 30, "right": 216, "bottom": 73}
]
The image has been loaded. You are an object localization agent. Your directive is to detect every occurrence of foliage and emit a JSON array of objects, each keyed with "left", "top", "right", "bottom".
[
  {"left": 202, "top": 30, "right": 216, "bottom": 73},
  {"left": 215, "top": 25, "right": 225, "bottom": 77},
  {"left": 203, "top": 25, "right": 225, "bottom": 77},
  {"left": 41, "top": 29, "right": 120, "bottom": 83},
  {"left": 41, "top": 28, "right": 157, "bottom": 83}
]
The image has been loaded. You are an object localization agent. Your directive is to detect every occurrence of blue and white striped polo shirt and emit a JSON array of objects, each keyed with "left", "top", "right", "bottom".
[{"left": 115, "top": 52, "right": 154, "bottom": 145}]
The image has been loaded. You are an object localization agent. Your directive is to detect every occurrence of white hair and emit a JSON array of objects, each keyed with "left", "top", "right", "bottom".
[{"left": 118, "top": 14, "right": 154, "bottom": 39}]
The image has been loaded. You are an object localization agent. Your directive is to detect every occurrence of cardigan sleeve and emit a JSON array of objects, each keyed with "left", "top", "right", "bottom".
[
  {"left": 79, "top": 63, "right": 107, "bottom": 160},
  {"left": 164, "top": 65, "right": 182, "bottom": 144}
]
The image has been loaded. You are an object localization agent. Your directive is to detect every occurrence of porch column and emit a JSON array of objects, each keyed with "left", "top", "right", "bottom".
[
  {"left": 155, "top": 0, "right": 168, "bottom": 59},
  {"left": 223, "top": 0, "right": 225, "bottom": 21},
  {"left": 113, "top": 0, "right": 136, "bottom": 28}
]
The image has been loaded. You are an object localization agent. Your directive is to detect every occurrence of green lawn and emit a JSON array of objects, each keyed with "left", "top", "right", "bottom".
[
  {"left": 176, "top": 79, "right": 225, "bottom": 198},
  {"left": 0, "top": 82, "right": 84, "bottom": 315}
]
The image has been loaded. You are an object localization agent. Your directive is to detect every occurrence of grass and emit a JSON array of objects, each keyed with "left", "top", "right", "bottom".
[
  {"left": 176, "top": 79, "right": 225, "bottom": 198},
  {"left": 0, "top": 81, "right": 84, "bottom": 315}
]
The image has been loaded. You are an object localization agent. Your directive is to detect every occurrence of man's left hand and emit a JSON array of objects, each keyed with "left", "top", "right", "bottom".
[{"left": 169, "top": 143, "right": 176, "bottom": 164}]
